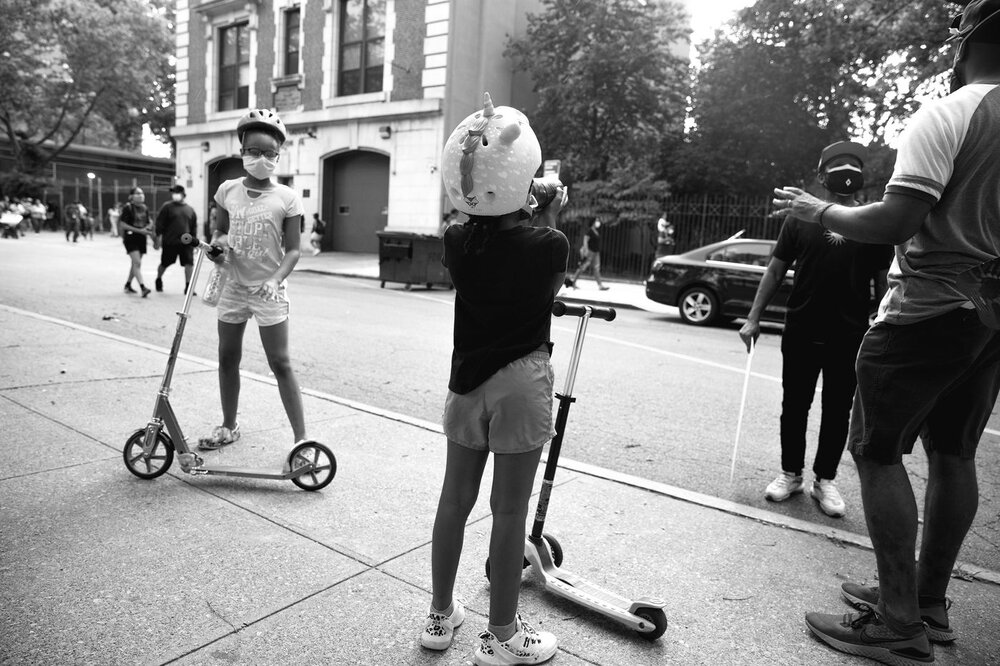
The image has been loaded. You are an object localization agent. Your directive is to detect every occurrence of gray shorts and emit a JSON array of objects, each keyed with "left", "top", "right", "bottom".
[
  {"left": 443, "top": 350, "right": 556, "bottom": 454},
  {"left": 217, "top": 281, "right": 289, "bottom": 327}
]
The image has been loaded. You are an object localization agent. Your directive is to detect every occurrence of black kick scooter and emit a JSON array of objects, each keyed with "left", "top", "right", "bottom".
[
  {"left": 487, "top": 300, "right": 668, "bottom": 639},
  {"left": 122, "top": 233, "right": 336, "bottom": 491}
]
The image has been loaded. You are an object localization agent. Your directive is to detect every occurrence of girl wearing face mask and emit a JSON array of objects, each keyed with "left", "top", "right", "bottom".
[
  {"left": 120, "top": 186, "right": 155, "bottom": 296},
  {"left": 199, "top": 109, "right": 309, "bottom": 458}
]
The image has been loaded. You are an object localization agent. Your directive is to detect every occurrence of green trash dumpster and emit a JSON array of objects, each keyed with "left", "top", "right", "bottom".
[{"left": 377, "top": 231, "right": 452, "bottom": 290}]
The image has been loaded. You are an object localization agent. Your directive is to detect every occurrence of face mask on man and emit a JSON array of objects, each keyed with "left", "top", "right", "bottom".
[
  {"left": 171, "top": 193, "right": 183, "bottom": 203},
  {"left": 823, "top": 164, "right": 864, "bottom": 196},
  {"left": 242, "top": 154, "right": 278, "bottom": 180}
]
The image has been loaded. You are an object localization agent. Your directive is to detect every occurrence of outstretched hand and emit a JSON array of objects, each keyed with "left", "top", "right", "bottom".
[{"left": 770, "top": 187, "right": 828, "bottom": 223}]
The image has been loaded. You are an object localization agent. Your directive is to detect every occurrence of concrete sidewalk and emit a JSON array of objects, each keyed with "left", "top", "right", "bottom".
[{"left": 2, "top": 302, "right": 998, "bottom": 665}]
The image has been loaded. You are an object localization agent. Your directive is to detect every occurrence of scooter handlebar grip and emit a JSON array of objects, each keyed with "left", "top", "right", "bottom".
[
  {"left": 552, "top": 300, "right": 617, "bottom": 321},
  {"left": 181, "top": 233, "right": 224, "bottom": 258}
]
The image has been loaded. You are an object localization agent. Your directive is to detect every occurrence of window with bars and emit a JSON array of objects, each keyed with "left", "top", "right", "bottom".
[
  {"left": 338, "top": 0, "right": 384, "bottom": 96},
  {"left": 284, "top": 7, "right": 300, "bottom": 76},
  {"left": 219, "top": 22, "right": 250, "bottom": 111}
]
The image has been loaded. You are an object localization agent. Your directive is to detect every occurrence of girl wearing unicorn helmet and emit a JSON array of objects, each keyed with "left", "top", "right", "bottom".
[{"left": 420, "top": 93, "right": 568, "bottom": 665}]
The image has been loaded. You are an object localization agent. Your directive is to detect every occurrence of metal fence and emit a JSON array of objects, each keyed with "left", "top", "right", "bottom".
[{"left": 556, "top": 193, "right": 781, "bottom": 281}]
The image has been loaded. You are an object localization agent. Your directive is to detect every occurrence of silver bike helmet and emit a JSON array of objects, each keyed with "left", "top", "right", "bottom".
[{"left": 237, "top": 108, "right": 287, "bottom": 144}]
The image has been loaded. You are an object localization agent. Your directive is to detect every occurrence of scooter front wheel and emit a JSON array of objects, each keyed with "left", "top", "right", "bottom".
[
  {"left": 288, "top": 440, "right": 337, "bottom": 491},
  {"left": 634, "top": 606, "right": 668, "bottom": 641},
  {"left": 123, "top": 429, "right": 174, "bottom": 479}
]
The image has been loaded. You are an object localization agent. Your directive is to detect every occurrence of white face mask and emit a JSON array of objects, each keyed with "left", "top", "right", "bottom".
[
  {"left": 171, "top": 193, "right": 183, "bottom": 202},
  {"left": 243, "top": 154, "right": 278, "bottom": 180}
]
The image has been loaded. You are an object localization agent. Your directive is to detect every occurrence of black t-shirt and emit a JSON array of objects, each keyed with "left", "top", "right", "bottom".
[
  {"left": 585, "top": 227, "right": 601, "bottom": 253},
  {"left": 443, "top": 223, "right": 570, "bottom": 394},
  {"left": 120, "top": 203, "right": 150, "bottom": 236},
  {"left": 773, "top": 217, "right": 893, "bottom": 339},
  {"left": 155, "top": 202, "right": 198, "bottom": 245}
]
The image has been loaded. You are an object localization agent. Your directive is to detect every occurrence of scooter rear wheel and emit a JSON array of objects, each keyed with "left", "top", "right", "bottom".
[
  {"left": 288, "top": 440, "right": 337, "bottom": 491},
  {"left": 485, "top": 533, "right": 563, "bottom": 580},
  {"left": 634, "top": 606, "right": 668, "bottom": 640},
  {"left": 123, "top": 428, "right": 174, "bottom": 479}
]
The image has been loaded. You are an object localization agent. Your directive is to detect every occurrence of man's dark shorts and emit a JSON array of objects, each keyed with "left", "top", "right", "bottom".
[
  {"left": 159, "top": 243, "right": 194, "bottom": 267},
  {"left": 849, "top": 307, "right": 1000, "bottom": 464}
]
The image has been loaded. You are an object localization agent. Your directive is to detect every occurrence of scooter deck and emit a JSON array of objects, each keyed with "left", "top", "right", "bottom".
[
  {"left": 186, "top": 464, "right": 322, "bottom": 481},
  {"left": 525, "top": 538, "right": 665, "bottom": 634}
]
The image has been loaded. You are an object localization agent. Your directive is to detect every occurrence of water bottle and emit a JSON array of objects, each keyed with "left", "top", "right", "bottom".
[{"left": 201, "top": 251, "right": 230, "bottom": 307}]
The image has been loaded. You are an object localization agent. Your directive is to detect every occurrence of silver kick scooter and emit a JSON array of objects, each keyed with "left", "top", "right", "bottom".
[
  {"left": 487, "top": 300, "right": 668, "bottom": 639},
  {"left": 122, "top": 234, "right": 337, "bottom": 491}
]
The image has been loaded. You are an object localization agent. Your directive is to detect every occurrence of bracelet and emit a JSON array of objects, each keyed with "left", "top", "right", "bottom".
[{"left": 818, "top": 203, "right": 835, "bottom": 230}]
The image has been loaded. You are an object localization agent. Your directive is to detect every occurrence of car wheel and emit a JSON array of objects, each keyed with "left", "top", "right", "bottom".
[{"left": 678, "top": 286, "right": 720, "bottom": 326}]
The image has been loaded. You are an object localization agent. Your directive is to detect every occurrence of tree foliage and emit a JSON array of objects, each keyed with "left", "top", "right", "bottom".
[
  {"left": 666, "top": 0, "right": 959, "bottom": 195},
  {"left": 506, "top": 0, "right": 691, "bottom": 183},
  {"left": 0, "top": 0, "right": 174, "bottom": 180}
]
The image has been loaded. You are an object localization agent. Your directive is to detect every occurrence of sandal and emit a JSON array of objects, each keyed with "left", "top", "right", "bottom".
[{"left": 198, "top": 423, "right": 241, "bottom": 451}]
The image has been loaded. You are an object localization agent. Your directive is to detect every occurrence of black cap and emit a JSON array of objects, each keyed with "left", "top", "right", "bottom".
[
  {"left": 168, "top": 184, "right": 186, "bottom": 195},
  {"left": 949, "top": 0, "right": 1000, "bottom": 48},
  {"left": 817, "top": 141, "right": 868, "bottom": 173}
]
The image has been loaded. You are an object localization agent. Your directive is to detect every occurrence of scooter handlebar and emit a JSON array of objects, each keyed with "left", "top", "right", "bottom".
[
  {"left": 180, "top": 233, "right": 224, "bottom": 258},
  {"left": 552, "top": 300, "right": 616, "bottom": 321}
]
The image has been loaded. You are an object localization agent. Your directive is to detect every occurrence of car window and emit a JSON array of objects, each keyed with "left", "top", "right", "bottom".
[{"left": 707, "top": 243, "right": 773, "bottom": 267}]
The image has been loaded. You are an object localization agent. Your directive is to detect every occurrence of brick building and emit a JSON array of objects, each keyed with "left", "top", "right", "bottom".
[{"left": 171, "top": 0, "right": 549, "bottom": 252}]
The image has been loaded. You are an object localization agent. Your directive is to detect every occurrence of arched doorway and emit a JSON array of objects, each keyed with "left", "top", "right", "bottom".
[{"left": 321, "top": 150, "right": 389, "bottom": 253}]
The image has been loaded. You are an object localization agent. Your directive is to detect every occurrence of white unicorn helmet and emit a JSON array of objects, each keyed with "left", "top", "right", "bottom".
[{"left": 441, "top": 92, "right": 541, "bottom": 217}]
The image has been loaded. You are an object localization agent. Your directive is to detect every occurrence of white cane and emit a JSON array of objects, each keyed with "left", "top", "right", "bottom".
[{"left": 730, "top": 338, "right": 755, "bottom": 483}]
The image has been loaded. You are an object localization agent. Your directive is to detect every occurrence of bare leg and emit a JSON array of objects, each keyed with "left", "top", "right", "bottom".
[
  {"left": 128, "top": 250, "right": 144, "bottom": 285},
  {"left": 917, "top": 451, "right": 978, "bottom": 600},
  {"left": 854, "top": 454, "right": 921, "bottom": 627},
  {"left": 259, "top": 319, "right": 306, "bottom": 441},
  {"left": 217, "top": 320, "right": 246, "bottom": 429},
  {"left": 488, "top": 446, "right": 545, "bottom": 627},
  {"left": 430, "top": 440, "right": 489, "bottom": 612}
]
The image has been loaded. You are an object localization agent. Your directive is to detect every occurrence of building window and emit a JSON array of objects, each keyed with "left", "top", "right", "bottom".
[
  {"left": 219, "top": 21, "right": 250, "bottom": 111},
  {"left": 338, "top": 0, "right": 384, "bottom": 96},
  {"left": 284, "top": 7, "right": 300, "bottom": 76}
]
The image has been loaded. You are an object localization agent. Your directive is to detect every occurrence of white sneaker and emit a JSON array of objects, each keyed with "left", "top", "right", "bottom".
[
  {"left": 764, "top": 471, "right": 804, "bottom": 502},
  {"left": 420, "top": 599, "right": 465, "bottom": 650},
  {"left": 811, "top": 478, "right": 846, "bottom": 517},
  {"left": 474, "top": 615, "right": 557, "bottom": 665}
]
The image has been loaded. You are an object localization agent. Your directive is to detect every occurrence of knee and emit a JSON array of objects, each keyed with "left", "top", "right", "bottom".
[
  {"left": 490, "top": 495, "right": 530, "bottom": 520},
  {"left": 267, "top": 355, "right": 293, "bottom": 378},
  {"left": 218, "top": 346, "right": 242, "bottom": 370}
]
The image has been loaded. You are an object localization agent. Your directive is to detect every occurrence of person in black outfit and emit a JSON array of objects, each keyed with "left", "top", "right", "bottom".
[
  {"left": 565, "top": 217, "right": 608, "bottom": 290},
  {"left": 739, "top": 141, "right": 892, "bottom": 518},
  {"left": 119, "top": 186, "right": 155, "bottom": 296},
  {"left": 154, "top": 185, "right": 199, "bottom": 294}
]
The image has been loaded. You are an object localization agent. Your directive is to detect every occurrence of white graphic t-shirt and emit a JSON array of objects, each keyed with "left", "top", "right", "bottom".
[{"left": 214, "top": 179, "right": 304, "bottom": 287}]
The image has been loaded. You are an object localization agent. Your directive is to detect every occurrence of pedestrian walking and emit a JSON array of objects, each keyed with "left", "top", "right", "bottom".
[
  {"left": 63, "top": 200, "right": 82, "bottom": 243},
  {"left": 119, "top": 187, "right": 154, "bottom": 297},
  {"left": 108, "top": 202, "right": 121, "bottom": 237},
  {"left": 773, "top": 2, "right": 1000, "bottom": 662},
  {"left": 198, "top": 108, "right": 309, "bottom": 459},
  {"left": 309, "top": 212, "right": 326, "bottom": 255},
  {"left": 655, "top": 213, "right": 675, "bottom": 257},
  {"left": 154, "top": 185, "right": 199, "bottom": 294},
  {"left": 565, "top": 217, "right": 609, "bottom": 290},
  {"left": 420, "top": 92, "right": 567, "bottom": 666},
  {"left": 739, "top": 141, "right": 892, "bottom": 518}
]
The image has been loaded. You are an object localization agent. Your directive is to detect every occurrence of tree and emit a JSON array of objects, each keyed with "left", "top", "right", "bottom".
[
  {"left": 668, "top": 0, "right": 958, "bottom": 195},
  {"left": 0, "top": 0, "right": 174, "bottom": 187},
  {"left": 506, "top": 0, "right": 691, "bottom": 183}
]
